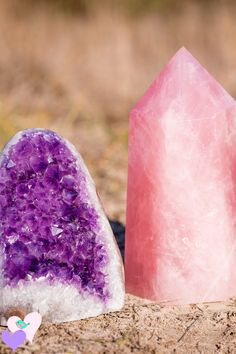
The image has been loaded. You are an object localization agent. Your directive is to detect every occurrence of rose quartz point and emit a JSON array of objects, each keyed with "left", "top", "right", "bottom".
[{"left": 125, "top": 47, "right": 236, "bottom": 304}]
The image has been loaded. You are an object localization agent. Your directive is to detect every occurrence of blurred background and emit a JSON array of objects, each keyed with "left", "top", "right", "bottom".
[{"left": 0, "top": 0, "right": 236, "bottom": 222}]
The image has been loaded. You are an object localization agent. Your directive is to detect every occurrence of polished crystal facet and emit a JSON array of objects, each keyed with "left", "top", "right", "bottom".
[{"left": 125, "top": 47, "right": 236, "bottom": 304}]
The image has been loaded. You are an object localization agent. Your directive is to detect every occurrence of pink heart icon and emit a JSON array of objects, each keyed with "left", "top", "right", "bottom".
[{"left": 7, "top": 312, "right": 42, "bottom": 343}]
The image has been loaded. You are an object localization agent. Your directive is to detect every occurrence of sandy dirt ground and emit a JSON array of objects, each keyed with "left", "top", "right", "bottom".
[{"left": 1, "top": 295, "right": 236, "bottom": 353}]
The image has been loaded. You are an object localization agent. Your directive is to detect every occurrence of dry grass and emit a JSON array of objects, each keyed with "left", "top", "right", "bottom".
[{"left": 0, "top": 0, "right": 236, "bottom": 221}]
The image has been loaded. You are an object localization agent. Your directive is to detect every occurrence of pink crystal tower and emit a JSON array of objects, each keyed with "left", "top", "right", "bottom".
[{"left": 125, "top": 47, "right": 236, "bottom": 304}]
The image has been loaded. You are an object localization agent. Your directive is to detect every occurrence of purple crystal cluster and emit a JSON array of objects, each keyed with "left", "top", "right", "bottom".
[{"left": 0, "top": 130, "right": 109, "bottom": 301}]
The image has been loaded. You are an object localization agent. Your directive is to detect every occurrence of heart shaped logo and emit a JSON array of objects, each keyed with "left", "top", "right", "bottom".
[
  {"left": 1, "top": 329, "right": 26, "bottom": 351},
  {"left": 7, "top": 312, "right": 42, "bottom": 343}
]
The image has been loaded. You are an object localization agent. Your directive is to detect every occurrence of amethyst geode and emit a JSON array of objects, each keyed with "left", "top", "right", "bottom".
[{"left": 0, "top": 129, "right": 124, "bottom": 323}]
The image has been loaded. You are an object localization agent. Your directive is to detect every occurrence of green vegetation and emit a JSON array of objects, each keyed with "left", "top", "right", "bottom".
[{"left": 13, "top": 0, "right": 212, "bottom": 16}]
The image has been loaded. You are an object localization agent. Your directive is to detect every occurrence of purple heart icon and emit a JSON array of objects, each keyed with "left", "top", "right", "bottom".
[{"left": 1, "top": 329, "right": 26, "bottom": 351}]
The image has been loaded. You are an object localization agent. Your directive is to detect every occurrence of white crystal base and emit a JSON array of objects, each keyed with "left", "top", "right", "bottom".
[{"left": 0, "top": 278, "right": 124, "bottom": 324}]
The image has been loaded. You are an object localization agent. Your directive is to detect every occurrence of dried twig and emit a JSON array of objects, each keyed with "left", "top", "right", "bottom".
[{"left": 177, "top": 316, "right": 199, "bottom": 342}]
